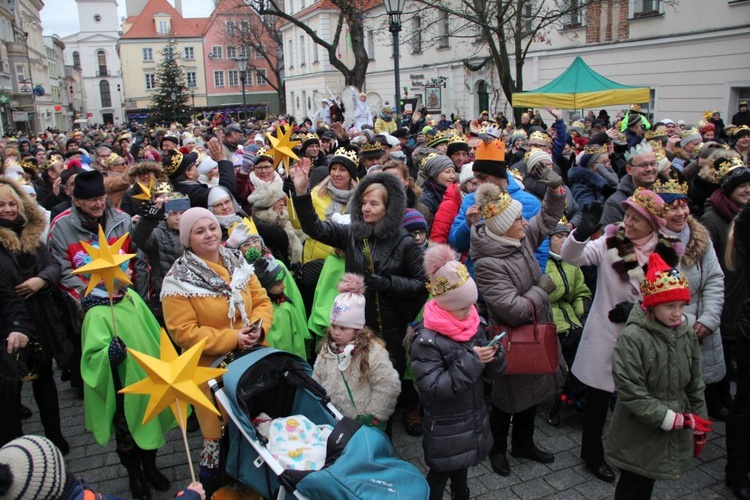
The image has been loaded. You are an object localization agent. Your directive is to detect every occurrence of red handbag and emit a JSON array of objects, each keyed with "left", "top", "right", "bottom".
[{"left": 491, "top": 299, "right": 559, "bottom": 375}]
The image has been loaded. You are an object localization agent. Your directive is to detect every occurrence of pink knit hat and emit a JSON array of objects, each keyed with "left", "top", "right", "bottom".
[
  {"left": 424, "top": 244, "right": 478, "bottom": 311},
  {"left": 620, "top": 188, "right": 666, "bottom": 231},
  {"left": 178, "top": 207, "right": 219, "bottom": 248},
  {"left": 330, "top": 274, "right": 367, "bottom": 329}
]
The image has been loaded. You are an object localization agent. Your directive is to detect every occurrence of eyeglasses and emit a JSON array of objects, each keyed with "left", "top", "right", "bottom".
[
  {"left": 254, "top": 165, "right": 273, "bottom": 171},
  {"left": 631, "top": 161, "right": 659, "bottom": 168}
]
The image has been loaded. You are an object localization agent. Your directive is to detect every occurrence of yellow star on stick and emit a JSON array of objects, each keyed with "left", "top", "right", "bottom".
[
  {"left": 266, "top": 124, "right": 300, "bottom": 173},
  {"left": 119, "top": 331, "right": 227, "bottom": 429},
  {"left": 71, "top": 226, "right": 135, "bottom": 297},
  {"left": 131, "top": 177, "right": 155, "bottom": 201}
]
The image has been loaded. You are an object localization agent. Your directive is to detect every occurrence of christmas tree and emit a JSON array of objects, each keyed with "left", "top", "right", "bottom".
[{"left": 148, "top": 38, "right": 191, "bottom": 125}]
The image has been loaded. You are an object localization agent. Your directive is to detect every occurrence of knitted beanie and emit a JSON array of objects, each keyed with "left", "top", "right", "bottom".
[
  {"left": 721, "top": 166, "right": 750, "bottom": 196},
  {"left": 680, "top": 128, "right": 702, "bottom": 147},
  {"left": 459, "top": 163, "right": 475, "bottom": 185},
  {"left": 641, "top": 253, "right": 690, "bottom": 309},
  {"left": 178, "top": 207, "right": 219, "bottom": 248},
  {"left": 424, "top": 154, "right": 455, "bottom": 180},
  {"left": 475, "top": 182, "right": 522, "bottom": 237},
  {"left": 402, "top": 208, "right": 428, "bottom": 232},
  {"left": 0, "top": 435, "right": 66, "bottom": 500},
  {"left": 424, "top": 244, "right": 477, "bottom": 311},
  {"left": 330, "top": 273, "right": 367, "bottom": 329},
  {"left": 526, "top": 149, "right": 552, "bottom": 172}
]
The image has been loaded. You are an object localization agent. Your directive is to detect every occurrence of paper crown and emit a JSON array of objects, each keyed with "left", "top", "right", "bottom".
[
  {"left": 640, "top": 252, "right": 690, "bottom": 308},
  {"left": 645, "top": 130, "right": 667, "bottom": 140},
  {"left": 478, "top": 189, "right": 513, "bottom": 219},
  {"left": 426, "top": 262, "right": 470, "bottom": 297},
  {"left": 630, "top": 104, "right": 641, "bottom": 112},
  {"left": 528, "top": 131, "right": 549, "bottom": 144},
  {"left": 255, "top": 147, "right": 273, "bottom": 161},
  {"left": 631, "top": 187, "right": 668, "bottom": 218},
  {"left": 152, "top": 181, "right": 173, "bottom": 196},
  {"left": 508, "top": 167, "right": 524, "bottom": 183},
  {"left": 680, "top": 127, "right": 700, "bottom": 139},
  {"left": 448, "top": 134, "right": 468, "bottom": 145},
  {"left": 523, "top": 146, "right": 547, "bottom": 164},
  {"left": 49, "top": 153, "right": 63, "bottom": 164},
  {"left": 361, "top": 141, "right": 383, "bottom": 153},
  {"left": 420, "top": 152, "right": 441, "bottom": 169},
  {"left": 332, "top": 147, "right": 359, "bottom": 165},
  {"left": 474, "top": 138, "right": 506, "bottom": 164},
  {"left": 705, "top": 154, "right": 745, "bottom": 184},
  {"left": 570, "top": 120, "right": 585, "bottom": 130},
  {"left": 558, "top": 214, "right": 569, "bottom": 226},
  {"left": 303, "top": 133, "right": 319, "bottom": 142},
  {"left": 426, "top": 129, "right": 451, "bottom": 147},
  {"left": 583, "top": 144, "right": 608, "bottom": 156},
  {"left": 20, "top": 159, "right": 38, "bottom": 172},
  {"left": 652, "top": 146, "right": 667, "bottom": 162},
  {"left": 652, "top": 178, "right": 688, "bottom": 196},
  {"left": 105, "top": 153, "right": 122, "bottom": 168},
  {"left": 732, "top": 125, "right": 750, "bottom": 136},
  {"left": 625, "top": 142, "right": 653, "bottom": 161}
]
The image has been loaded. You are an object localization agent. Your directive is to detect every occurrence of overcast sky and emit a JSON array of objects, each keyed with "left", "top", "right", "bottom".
[{"left": 41, "top": 0, "right": 215, "bottom": 37}]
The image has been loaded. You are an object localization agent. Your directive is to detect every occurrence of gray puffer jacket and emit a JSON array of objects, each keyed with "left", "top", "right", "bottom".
[
  {"left": 409, "top": 320, "right": 506, "bottom": 472},
  {"left": 131, "top": 217, "right": 182, "bottom": 299},
  {"left": 471, "top": 187, "right": 566, "bottom": 414}
]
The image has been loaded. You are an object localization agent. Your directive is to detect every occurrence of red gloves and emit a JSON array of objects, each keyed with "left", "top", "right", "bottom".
[
  {"left": 672, "top": 413, "right": 713, "bottom": 433},
  {"left": 693, "top": 432, "right": 708, "bottom": 458}
]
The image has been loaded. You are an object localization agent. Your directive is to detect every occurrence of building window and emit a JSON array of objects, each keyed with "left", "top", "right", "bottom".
[
  {"left": 240, "top": 21, "right": 249, "bottom": 33},
  {"left": 438, "top": 12, "right": 450, "bottom": 47},
  {"left": 214, "top": 70, "right": 225, "bottom": 87},
  {"left": 72, "top": 51, "right": 80, "bottom": 69},
  {"left": 184, "top": 47, "right": 194, "bottom": 60},
  {"left": 157, "top": 19, "right": 169, "bottom": 34},
  {"left": 226, "top": 46, "right": 237, "bottom": 59},
  {"left": 99, "top": 80, "right": 111, "bottom": 107},
  {"left": 145, "top": 73, "right": 156, "bottom": 90},
  {"left": 366, "top": 30, "right": 375, "bottom": 60},
  {"left": 245, "top": 70, "right": 253, "bottom": 87},
  {"left": 186, "top": 71, "right": 197, "bottom": 88},
  {"left": 240, "top": 46, "right": 250, "bottom": 58},
  {"left": 521, "top": 2, "right": 534, "bottom": 33},
  {"left": 287, "top": 39, "right": 294, "bottom": 68},
  {"left": 97, "top": 50, "right": 108, "bottom": 75},
  {"left": 228, "top": 70, "right": 239, "bottom": 86},
  {"left": 633, "top": 0, "right": 662, "bottom": 17},
  {"left": 211, "top": 46, "right": 223, "bottom": 59},
  {"left": 226, "top": 21, "right": 235, "bottom": 35},
  {"left": 143, "top": 48, "right": 153, "bottom": 61},
  {"left": 563, "top": 0, "right": 584, "bottom": 27},
  {"left": 299, "top": 36, "right": 306, "bottom": 65},
  {"left": 411, "top": 17, "right": 422, "bottom": 54},
  {"left": 312, "top": 32, "right": 319, "bottom": 62},
  {"left": 256, "top": 69, "right": 267, "bottom": 85}
]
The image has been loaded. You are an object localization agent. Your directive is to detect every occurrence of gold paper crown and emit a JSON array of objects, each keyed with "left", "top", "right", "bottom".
[
  {"left": 361, "top": 141, "right": 383, "bottom": 153},
  {"left": 303, "top": 133, "right": 319, "bottom": 142},
  {"left": 448, "top": 134, "right": 468, "bottom": 145},
  {"left": 194, "top": 150, "right": 208, "bottom": 165},
  {"left": 20, "top": 159, "right": 38, "bottom": 172},
  {"left": 479, "top": 190, "right": 513, "bottom": 219},
  {"left": 332, "top": 147, "right": 359, "bottom": 165},
  {"left": 508, "top": 167, "right": 524, "bottom": 183},
  {"left": 255, "top": 147, "right": 273, "bottom": 160},
  {"left": 680, "top": 127, "right": 700, "bottom": 139},
  {"left": 426, "top": 129, "right": 450, "bottom": 146},
  {"left": 528, "top": 131, "right": 549, "bottom": 144},
  {"left": 523, "top": 146, "right": 546, "bottom": 164},
  {"left": 707, "top": 155, "right": 745, "bottom": 183},
  {"left": 732, "top": 125, "right": 750, "bottom": 137},
  {"left": 510, "top": 129, "right": 527, "bottom": 138},
  {"left": 630, "top": 104, "right": 641, "bottom": 112},
  {"left": 583, "top": 144, "right": 607, "bottom": 155},
  {"left": 640, "top": 268, "right": 689, "bottom": 298},
  {"left": 426, "top": 263, "right": 470, "bottom": 297},
  {"left": 152, "top": 182, "right": 173, "bottom": 196},
  {"left": 118, "top": 133, "right": 130, "bottom": 142},
  {"left": 570, "top": 120, "right": 585, "bottom": 130},
  {"left": 645, "top": 130, "right": 667, "bottom": 140},
  {"left": 557, "top": 214, "right": 569, "bottom": 226},
  {"left": 49, "top": 153, "right": 63, "bottom": 164},
  {"left": 420, "top": 152, "right": 441, "bottom": 169},
  {"left": 652, "top": 178, "right": 688, "bottom": 196},
  {"left": 652, "top": 146, "right": 666, "bottom": 162},
  {"left": 631, "top": 187, "right": 667, "bottom": 218},
  {"left": 39, "top": 160, "right": 52, "bottom": 172},
  {"left": 105, "top": 152, "right": 121, "bottom": 168}
]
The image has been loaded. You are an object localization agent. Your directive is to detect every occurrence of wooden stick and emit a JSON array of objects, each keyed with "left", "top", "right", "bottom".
[{"left": 175, "top": 399, "right": 197, "bottom": 483}]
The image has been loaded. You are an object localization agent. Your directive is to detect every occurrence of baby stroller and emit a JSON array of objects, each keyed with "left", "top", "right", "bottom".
[{"left": 208, "top": 347, "right": 429, "bottom": 500}]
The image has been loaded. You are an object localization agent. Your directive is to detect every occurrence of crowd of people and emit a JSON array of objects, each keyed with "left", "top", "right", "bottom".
[{"left": 0, "top": 98, "right": 749, "bottom": 500}]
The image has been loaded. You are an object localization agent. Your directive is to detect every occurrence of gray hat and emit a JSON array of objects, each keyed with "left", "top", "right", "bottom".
[
  {"left": 0, "top": 435, "right": 66, "bottom": 500},
  {"left": 423, "top": 154, "right": 455, "bottom": 180},
  {"left": 226, "top": 123, "right": 243, "bottom": 134}
]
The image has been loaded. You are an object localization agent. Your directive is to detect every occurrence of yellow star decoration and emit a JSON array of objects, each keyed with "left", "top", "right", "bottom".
[
  {"left": 119, "top": 331, "right": 227, "bottom": 429},
  {"left": 266, "top": 124, "right": 300, "bottom": 173},
  {"left": 70, "top": 226, "right": 135, "bottom": 298},
  {"left": 131, "top": 177, "right": 155, "bottom": 201}
]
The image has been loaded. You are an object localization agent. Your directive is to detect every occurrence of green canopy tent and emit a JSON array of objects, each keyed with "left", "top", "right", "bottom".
[{"left": 512, "top": 56, "right": 651, "bottom": 109}]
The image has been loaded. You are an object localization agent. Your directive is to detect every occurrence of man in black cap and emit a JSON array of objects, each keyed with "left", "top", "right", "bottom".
[
  {"left": 223, "top": 123, "right": 244, "bottom": 159},
  {"left": 166, "top": 136, "right": 236, "bottom": 208},
  {"left": 732, "top": 100, "right": 750, "bottom": 127},
  {"left": 392, "top": 127, "right": 414, "bottom": 171},
  {"left": 160, "top": 134, "right": 179, "bottom": 155}
]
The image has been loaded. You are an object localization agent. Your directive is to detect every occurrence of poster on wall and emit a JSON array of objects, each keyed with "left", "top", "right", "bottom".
[{"left": 424, "top": 87, "right": 441, "bottom": 114}]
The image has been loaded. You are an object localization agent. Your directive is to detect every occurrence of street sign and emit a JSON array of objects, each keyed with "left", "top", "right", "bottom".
[{"left": 0, "top": 94, "right": 9, "bottom": 104}]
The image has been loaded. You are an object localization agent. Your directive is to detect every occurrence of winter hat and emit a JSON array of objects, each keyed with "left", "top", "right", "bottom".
[
  {"left": 550, "top": 216, "right": 571, "bottom": 237},
  {"left": 207, "top": 185, "right": 241, "bottom": 213},
  {"left": 475, "top": 182, "right": 522, "bottom": 236},
  {"left": 423, "top": 154, "right": 455, "bottom": 180},
  {"left": 330, "top": 273, "right": 367, "bottom": 330},
  {"left": 459, "top": 163, "right": 475, "bottom": 186},
  {"left": 0, "top": 435, "right": 66, "bottom": 500},
  {"left": 472, "top": 138, "right": 507, "bottom": 179},
  {"left": 162, "top": 150, "right": 198, "bottom": 179},
  {"left": 402, "top": 208, "right": 427, "bottom": 232},
  {"left": 329, "top": 147, "right": 359, "bottom": 179},
  {"left": 300, "top": 133, "right": 320, "bottom": 153},
  {"left": 20, "top": 182, "right": 36, "bottom": 197},
  {"left": 424, "top": 244, "right": 477, "bottom": 311},
  {"left": 680, "top": 127, "right": 702, "bottom": 147},
  {"left": 509, "top": 130, "right": 527, "bottom": 145},
  {"left": 196, "top": 152, "right": 218, "bottom": 175},
  {"left": 446, "top": 134, "right": 470, "bottom": 157},
  {"left": 525, "top": 148, "right": 552, "bottom": 171},
  {"left": 579, "top": 143, "right": 608, "bottom": 169},
  {"left": 621, "top": 188, "right": 667, "bottom": 231},
  {"left": 161, "top": 135, "right": 180, "bottom": 149},
  {"left": 164, "top": 192, "right": 191, "bottom": 213},
  {"left": 3, "top": 164, "right": 24, "bottom": 181},
  {"left": 247, "top": 182, "right": 286, "bottom": 210},
  {"left": 73, "top": 169, "right": 105, "bottom": 199},
  {"left": 251, "top": 256, "right": 286, "bottom": 290},
  {"left": 652, "top": 178, "right": 688, "bottom": 205},
  {"left": 179, "top": 207, "right": 219, "bottom": 248},
  {"left": 721, "top": 166, "right": 750, "bottom": 196},
  {"left": 641, "top": 252, "right": 690, "bottom": 309}
]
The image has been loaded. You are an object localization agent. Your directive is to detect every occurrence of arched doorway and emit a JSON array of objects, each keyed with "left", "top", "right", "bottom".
[{"left": 477, "top": 80, "right": 489, "bottom": 115}]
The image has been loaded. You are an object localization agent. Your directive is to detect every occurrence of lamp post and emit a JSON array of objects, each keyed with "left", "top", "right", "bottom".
[
  {"left": 384, "top": 0, "right": 405, "bottom": 124},
  {"left": 170, "top": 92, "right": 176, "bottom": 123},
  {"left": 189, "top": 83, "right": 196, "bottom": 110},
  {"left": 234, "top": 56, "right": 248, "bottom": 121}
]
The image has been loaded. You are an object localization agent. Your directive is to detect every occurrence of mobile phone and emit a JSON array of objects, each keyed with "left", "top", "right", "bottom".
[
  {"left": 248, "top": 318, "right": 263, "bottom": 333},
  {"left": 486, "top": 331, "right": 506, "bottom": 348}
]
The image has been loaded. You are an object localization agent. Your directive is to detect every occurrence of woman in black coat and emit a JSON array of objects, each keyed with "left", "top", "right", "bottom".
[{"left": 0, "top": 176, "right": 70, "bottom": 451}]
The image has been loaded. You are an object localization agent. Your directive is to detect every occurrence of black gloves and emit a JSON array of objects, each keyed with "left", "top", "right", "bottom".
[
  {"left": 536, "top": 168, "right": 563, "bottom": 190},
  {"left": 139, "top": 200, "right": 165, "bottom": 220},
  {"left": 608, "top": 301, "right": 634, "bottom": 324},
  {"left": 366, "top": 274, "right": 391, "bottom": 293},
  {"left": 108, "top": 336, "right": 128, "bottom": 367},
  {"left": 574, "top": 202, "right": 603, "bottom": 241}
]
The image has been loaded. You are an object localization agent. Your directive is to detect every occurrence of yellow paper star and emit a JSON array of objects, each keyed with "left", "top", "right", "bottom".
[
  {"left": 131, "top": 177, "right": 155, "bottom": 201},
  {"left": 70, "top": 226, "right": 135, "bottom": 297},
  {"left": 266, "top": 124, "right": 300, "bottom": 173},
  {"left": 119, "top": 331, "right": 227, "bottom": 428}
]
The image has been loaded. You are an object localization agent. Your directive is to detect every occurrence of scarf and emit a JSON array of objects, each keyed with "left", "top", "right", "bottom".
[
  {"left": 78, "top": 209, "right": 106, "bottom": 234},
  {"left": 269, "top": 292, "right": 288, "bottom": 305},
  {"left": 423, "top": 300, "right": 480, "bottom": 342},
  {"left": 329, "top": 341, "right": 357, "bottom": 371},
  {"left": 0, "top": 215, "right": 25, "bottom": 234},
  {"left": 423, "top": 178, "right": 447, "bottom": 201},
  {"left": 665, "top": 224, "right": 691, "bottom": 248},
  {"left": 216, "top": 213, "right": 242, "bottom": 229},
  {"left": 485, "top": 229, "right": 523, "bottom": 247},
  {"left": 631, "top": 231, "right": 658, "bottom": 267},
  {"left": 81, "top": 292, "right": 126, "bottom": 314},
  {"left": 710, "top": 189, "right": 741, "bottom": 222},
  {"left": 160, "top": 246, "right": 253, "bottom": 327},
  {"left": 324, "top": 181, "right": 354, "bottom": 220},
  {"left": 249, "top": 171, "right": 283, "bottom": 190}
]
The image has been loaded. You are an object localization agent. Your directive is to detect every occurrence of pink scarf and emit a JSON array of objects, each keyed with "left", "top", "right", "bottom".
[
  {"left": 423, "top": 300, "right": 480, "bottom": 342},
  {"left": 631, "top": 231, "right": 658, "bottom": 267}
]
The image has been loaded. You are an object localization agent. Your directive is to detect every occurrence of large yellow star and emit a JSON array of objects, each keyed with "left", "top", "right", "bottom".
[
  {"left": 70, "top": 226, "right": 135, "bottom": 297},
  {"left": 119, "top": 331, "right": 227, "bottom": 429},
  {"left": 131, "top": 177, "right": 155, "bottom": 201},
  {"left": 266, "top": 124, "right": 300, "bottom": 173}
]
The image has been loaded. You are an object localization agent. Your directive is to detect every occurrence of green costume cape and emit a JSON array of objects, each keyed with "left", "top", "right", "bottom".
[
  {"left": 268, "top": 261, "right": 310, "bottom": 358},
  {"left": 307, "top": 255, "right": 346, "bottom": 337}
]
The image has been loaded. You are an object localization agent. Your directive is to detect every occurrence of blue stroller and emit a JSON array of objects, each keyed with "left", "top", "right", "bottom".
[{"left": 208, "top": 347, "right": 429, "bottom": 499}]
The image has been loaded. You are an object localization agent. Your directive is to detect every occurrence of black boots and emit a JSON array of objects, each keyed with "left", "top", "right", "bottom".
[
  {"left": 451, "top": 485, "right": 470, "bottom": 500},
  {"left": 726, "top": 462, "right": 750, "bottom": 500},
  {"left": 117, "top": 449, "right": 151, "bottom": 500},
  {"left": 140, "top": 448, "right": 171, "bottom": 492}
]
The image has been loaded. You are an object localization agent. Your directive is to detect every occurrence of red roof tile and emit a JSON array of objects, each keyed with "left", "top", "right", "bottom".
[{"left": 120, "top": 0, "right": 207, "bottom": 39}]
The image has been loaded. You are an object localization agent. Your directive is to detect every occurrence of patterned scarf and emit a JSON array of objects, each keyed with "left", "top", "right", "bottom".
[{"left": 324, "top": 181, "right": 354, "bottom": 220}]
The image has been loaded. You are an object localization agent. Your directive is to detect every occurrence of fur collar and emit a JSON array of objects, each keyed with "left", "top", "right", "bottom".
[
  {"left": 349, "top": 172, "right": 406, "bottom": 240},
  {"left": 0, "top": 176, "right": 47, "bottom": 254},
  {"left": 681, "top": 216, "right": 710, "bottom": 268},
  {"left": 603, "top": 223, "right": 683, "bottom": 283}
]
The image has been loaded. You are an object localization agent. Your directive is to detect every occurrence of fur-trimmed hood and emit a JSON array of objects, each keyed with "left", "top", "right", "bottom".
[
  {"left": 681, "top": 216, "right": 710, "bottom": 268},
  {"left": 603, "top": 222, "right": 683, "bottom": 284},
  {"left": 127, "top": 161, "right": 166, "bottom": 182},
  {"left": 349, "top": 172, "right": 406, "bottom": 240},
  {"left": 0, "top": 175, "right": 47, "bottom": 254}
]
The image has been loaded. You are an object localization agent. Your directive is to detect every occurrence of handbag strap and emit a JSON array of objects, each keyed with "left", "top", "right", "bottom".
[{"left": 526, "top": 298, "right": 538, "bottom": 326}]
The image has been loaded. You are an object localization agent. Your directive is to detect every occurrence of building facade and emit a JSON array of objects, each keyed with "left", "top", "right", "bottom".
[{"left": 43, "top": 35, "right": 70, "bottom": 130}]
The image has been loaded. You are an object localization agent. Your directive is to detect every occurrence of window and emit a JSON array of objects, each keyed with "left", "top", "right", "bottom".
[
  {"left": 226, "top": 46, "right": 237, "bottom": 59},
  {"left": 211, "top": 46, "right": 223, "bottom": 59},
  {"left": 97, "top": 50, "right": 108, "bottom": 75},
  {"left": 184, "top": 47, "right": 194, "bottom": 60},
  {"left": 72, "top": 51, "right": 80, "bottom": 69},
  {"left": 142, "top": 48, "right": 153, "bottom": 61},
  {"left": 228, "top": 70, "right": 239, "bottom": 86},
  {"left": 366, "top": 30, "right": 374, "bottom": 60},
  {"left": 186, "top": 71, "right": 197, "bottom": 88},
  {"left": 287, "top": 39, "right": 294, "bottom": 68},
  {"left": 158, "top": 19, "right": 169, "bottom": 34},
  {"left": 226, "top": 21, "right": 235, "bottom": 35},
  {"left": 633, "top": 0, "right": 662, "bottom": 17},
  {"left": 256, "top": 69, "right": 267, "bottom": 85},
  {"left": 562, "top": 0, "right": 584, "bottom": 27},
  {"left": 240, "top": 46, "right": 250, "bottom": 58},
  {"left": 411, "top": 17, "right": 422, "bottom": 54},
  {"left": 245, "top": 70, "right": 253, "bottom": 87},
  {"left": 438, "top": 12, "right": 450, "bottom": 48},
  {"left": 15, "top": 63, "right": 26, "bottom": 82},
  {"left": 99, "top": 80, "right": 111, "bottom": 107},
  {"left": 521, "top": 2, "right": 534, "bottom": 33},
  {"left": 145, "top": 73, "right": 156, "bottom": 90},
  {"left": 299, "top": 36, "right": 306, "bottom": 65},
  {"left": 312, "top": 33, "right": 319, "bottom": 62},
  {"left": 240, "top": 21, "right": 249, "bottom": 33},
  {"left": 214, "top": 70, "right": 225, "bottom": 87}
]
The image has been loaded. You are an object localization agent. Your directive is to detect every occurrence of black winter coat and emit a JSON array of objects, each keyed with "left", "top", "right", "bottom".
[
  {"left": 174, "top": 159, "right": 236, "bottom": 208},
  {"left": 410, "top": 322, "right": 505, "bottom": 472},
  {"left": 131, "top": 217, "right": 182, "bottom": 300}
]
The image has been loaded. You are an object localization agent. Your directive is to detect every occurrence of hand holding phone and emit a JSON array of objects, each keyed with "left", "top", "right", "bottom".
[{"left": 486, "top": 331, "right": 506, "bottom": 348}]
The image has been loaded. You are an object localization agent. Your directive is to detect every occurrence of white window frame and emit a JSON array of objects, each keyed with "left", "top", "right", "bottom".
[
  {"left": 366, "top": 30, "right": 375, "bottom": 60},
  {"left": 142, "top": 48, "right": 153, "bottom": 62},
  {"left": 214, "top": 70, "right": 225, "bottom": 87},
  {"left": 186, "top": 71, "right": 197, "bottom": 88},
  {"left": 438, "top": 12, "right": 450, "bottom": 48},
  {"left": 211, "top": 46, "right": 223, "bottom": 59},
  {"left": 245, "top": 70, "right": 253, "bottom": 87},
  {"left": 228, "top": 69, "right": 239, "bottom": 87},
  {"left": 145, "top": 73, "right": 156, "bottom": 90},
  {"left": 411, "top": 17, "right": 422, "bottom": 54},
  {"left": 158, "top": 20, "right": 169, "bottom": 34},
  {"left": 184, "top": 47, "right": 194, "bottom": 60},
  {"left": 632, "top": 0, "right": 663, "bottom": 17},
  {"left": 256, "top": 69, "right": 267, "bottom": 86},
  {"left": 226, "top": 46, "right": 237, "bottom": 59}
]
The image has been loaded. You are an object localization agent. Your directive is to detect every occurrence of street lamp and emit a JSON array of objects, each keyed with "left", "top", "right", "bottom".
[
  {"left": 384, "top": 0, "right": 406, "bottom": 123},
  {"left": 234, "top": 56, "right": 248, "bottom": 121},
  {"left": 170, "top": 92, "right": 176, "bottom": 123},
  {"left": 189, "top": 84, "right": 196, "bottom": 110}
]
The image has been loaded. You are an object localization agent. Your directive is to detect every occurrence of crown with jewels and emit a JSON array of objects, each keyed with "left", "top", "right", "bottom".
[
  {"left": 731, "top": 125, "right": 750, "bottom": 137},
  {"left": 528, "top": 131, "right": 549, "bottom": 144},
  {"left": 570, "top": 120, "right": 585, "bottom": 130},
  {"left": 652, "top": 147, "right": 667, "bottom": 162},
  {"left": 583, "top": 144, "right": 608, "bottom": 156},
  {"left": 478, "top": 190, "right": 513, "bottom": 219},
  {"left": 652, "top": 178, "right": 688, "bottom": 196},
  {"left": 20, "top": 159, "right": 38, "bottom": 172},
  {"left": 426, "top": 263, "right": 470, "bottom": 297},
  {"left": 332, "top": 147, "right": 359, "bottom": 165},
  {"left": 706, "top": 155, "right": 745, "bottom": 184},
  {"left": 640, "top": 267, "right": 689, "bottom": 298},
  {"left": 680, "top": 127, "right": 700, "bottom": 140},
  {"left": 448, "top": 133, "right": 468, "bottom": 145},
  {"left": 631, "top": 187, "right": 668, "bottom": 217},
  {"left": 645, "top": 130, "right": 667, "bottom": 141},
  {"left": 625, "top": 141, "right": 654, "bottom": 162},
  {"left": 152, "top": 182, "right": 173, "bottom": 196},
  {"left": 361, "top": 141, "right": 383, "bottom": 154},
  {"left": 426, "top": 129, "right": 452, "bottom": 146},
  {"left": 420, "top": 152, "right": 441, "bottom": 169}
]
